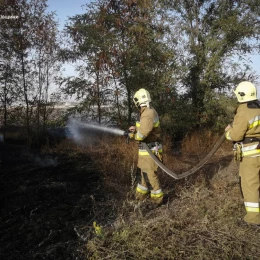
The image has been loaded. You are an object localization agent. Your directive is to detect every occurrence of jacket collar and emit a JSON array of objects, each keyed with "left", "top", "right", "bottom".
[{"left": 140, "top": 106, "right": 147, "bottom": 114}]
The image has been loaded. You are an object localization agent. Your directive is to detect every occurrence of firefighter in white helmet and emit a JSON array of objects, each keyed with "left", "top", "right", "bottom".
[
  {"left": 225, "top": 81, "right": 260, "bottom": 226},
  {"left": 128, "top": 88, "right": 164, "bottom": 209}
]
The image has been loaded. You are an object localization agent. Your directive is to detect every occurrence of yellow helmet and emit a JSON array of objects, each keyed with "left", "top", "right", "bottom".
[
  {"left": 233, "top": 81, "right": 257, "bottom": 103},
  {"left": 133, "top": 88, "right": 151, "bottom": 107}
]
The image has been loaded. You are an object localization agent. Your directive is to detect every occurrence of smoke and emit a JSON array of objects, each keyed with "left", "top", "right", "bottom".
[
  {"left": 0, "top": 134, "right": 3, "bottom": 142},
  {"left": 34, "top": 155, "right": 58, "bottom": 167},
  {"left": 66, "top": 118, "right": 125, "bottom": 145}
]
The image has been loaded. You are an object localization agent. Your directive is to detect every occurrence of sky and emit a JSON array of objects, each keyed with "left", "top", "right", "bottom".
[
  {"left": 46, "top": 0, "right": 260, "bottom": 89},
  {"left": 46, "top": 0, "right": 90, "bottom": 29},
  {"left": 46, "top": 0, "right": 92, "bottom": 86}
]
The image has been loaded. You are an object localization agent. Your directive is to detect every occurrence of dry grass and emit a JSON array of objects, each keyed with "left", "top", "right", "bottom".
[
  {"left": 58, "top": 132, "right": 259, "bottom": 260},
  {"left": 84, "top": 172, "right": 259, "bottom": 260},
  {"left": 88, "top": 136, "right": 138, "bottom": 196}
]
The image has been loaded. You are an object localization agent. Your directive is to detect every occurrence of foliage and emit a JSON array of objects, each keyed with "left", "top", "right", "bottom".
[
  {"left": 61, "top": 0, "right": 174, "bottom": 125},
  {"left": 58, "top": 0, "right": 260, "bottom": 140},
  {"left": 201, "top": 89, "right": 238, "bottom": 131},
  {"left": 160, "top": 0, "right": 260, "bottom": 131},
  {"left": 0, "top": 0, "right": 61, "bottom": 147}
]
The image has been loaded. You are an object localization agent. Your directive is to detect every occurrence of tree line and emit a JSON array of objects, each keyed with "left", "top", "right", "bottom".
[{"left": 0, "top": 0, "right": 259, "bottom": 146}]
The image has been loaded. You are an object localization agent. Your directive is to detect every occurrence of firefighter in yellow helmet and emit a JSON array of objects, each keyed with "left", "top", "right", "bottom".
[
  {"left": 128, "top": 88, "right": 164, "bottom": 209},
  {"left": 225, "top": 81, "right": 260, "bottom": 226}
]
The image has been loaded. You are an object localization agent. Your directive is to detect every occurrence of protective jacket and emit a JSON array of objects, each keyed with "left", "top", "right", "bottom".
[
  {"left": 135, "top": 106, "right": 162, "bottom": 156},
  {"left": 225, "top": 101, "right": 260, "bottom": 157},
  {"left": 135, "top": 106, "right": 161, "bottom": 142}
]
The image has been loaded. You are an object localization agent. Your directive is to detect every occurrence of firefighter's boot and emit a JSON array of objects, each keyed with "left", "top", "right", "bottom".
[
  {"left": 135, "top": 190, "right": 148, "bottom": 201},
  {"left": 149, "top": 196, "right": 163, "bottom": 205},
  {"left": 150, "top": 188, "right": 164, "bottom": 205}
]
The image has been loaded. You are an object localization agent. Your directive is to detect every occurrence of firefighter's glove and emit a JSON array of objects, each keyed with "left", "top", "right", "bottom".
[
  {"left": 123, "top": 131, "right": 134, "bottom": 139},
  {"left": 124, "top": 129, "right": 135, "bottom": 139},
  {"left": 128, "top": 132, "right": 135, "bottom": 139},
  {"left": 128, "top": 126, "right": 136, "bottom": 139}
]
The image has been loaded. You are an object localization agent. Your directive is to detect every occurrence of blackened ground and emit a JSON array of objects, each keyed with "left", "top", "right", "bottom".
[{"left": 0, "top": 142, "right": 114, "bottom": 260}]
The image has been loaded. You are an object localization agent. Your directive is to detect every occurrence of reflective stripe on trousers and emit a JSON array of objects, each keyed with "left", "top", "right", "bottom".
[
  {"left": 136, "top": 184, "right": 163, "bottom": 198},
  {"left": 245, "top": 202, "right": 260, "bottom": 213},
  {"left": 150, "top": 189, "right": 163, "bottom": 198},
  {"left": 136, "top": 183, "right": 149, "bottom": 194}
]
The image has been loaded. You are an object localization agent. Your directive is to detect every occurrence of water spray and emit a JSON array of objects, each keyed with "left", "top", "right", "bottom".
[{"left": 67, "top": 118, "right": 128, "bottom": 145}]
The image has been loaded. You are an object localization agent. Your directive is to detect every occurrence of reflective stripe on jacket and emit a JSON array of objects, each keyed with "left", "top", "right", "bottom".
[
  {"left": 242, "top": 143, "right": 260, "bottom": 157},
  {"left": 225, "top": 102, "right": 260, "bottom": 157}
]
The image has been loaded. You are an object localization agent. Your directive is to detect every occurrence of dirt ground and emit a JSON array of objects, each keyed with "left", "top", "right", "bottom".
[{"left": 0, "top": 142, "right": 115, "bottom": 260}]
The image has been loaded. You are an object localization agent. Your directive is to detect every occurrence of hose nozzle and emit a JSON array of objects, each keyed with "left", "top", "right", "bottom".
[
  {"left": 123, "top": 130, "right": 133, "bottom": 143},
  {"left": 123, "top": 130, "right": 129, "bottom": 137}
]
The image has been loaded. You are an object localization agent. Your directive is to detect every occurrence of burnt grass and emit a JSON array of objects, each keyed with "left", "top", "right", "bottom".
[{"left": 0, "top": 141, "right": 117, "bottom": 260}]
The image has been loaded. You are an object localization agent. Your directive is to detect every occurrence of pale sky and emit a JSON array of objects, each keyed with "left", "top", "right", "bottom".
[
  {"left": 46, "top": 0, "right": 90, "bottom": 28},
  {"left": 46, "top": 0, "right": 260, "bottom": 88}
]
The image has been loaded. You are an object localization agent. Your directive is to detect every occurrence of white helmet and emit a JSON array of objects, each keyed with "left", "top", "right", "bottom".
[
  {"left": 133, "top": 88, "right": 151, "bottom": 107},
  {"left": 233, "top": 81, "right": 257, "bottom": 103}
]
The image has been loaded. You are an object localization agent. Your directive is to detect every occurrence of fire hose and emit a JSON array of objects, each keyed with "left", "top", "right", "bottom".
[{"left": 125, "top": 132, "right": 226, "bottom": 180}]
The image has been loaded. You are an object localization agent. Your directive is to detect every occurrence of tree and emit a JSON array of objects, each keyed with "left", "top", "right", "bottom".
[
  {"left": 61, "top": 0, "right": 174, "bottom": 126},
  {"left": 58, "top": 0, "right": 259, "bottom": 139},
  {"left": 32, "top": 11, "right": 60, "bottom": 145},
  {"left": 163, "top": 0, "right": 260, "bottom": 128},
  {"left": 0, "top": 0, "right": 60, "bottom": 146}
]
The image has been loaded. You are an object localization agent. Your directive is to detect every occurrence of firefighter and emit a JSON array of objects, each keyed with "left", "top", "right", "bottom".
[
  {"left": 225, "top": 81, "right": 260, "bottom": 226},
  {"left": 128, "top": 88, "right": 164, "bottom": 209}
]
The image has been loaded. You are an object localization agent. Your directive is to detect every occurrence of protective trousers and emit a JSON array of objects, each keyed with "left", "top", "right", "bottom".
[
  {"left": 135, "top": 154, "right": 163, "bottom": 204},
  {"left": 239, "top": 156, "right": 260, "bottom": 224}
]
